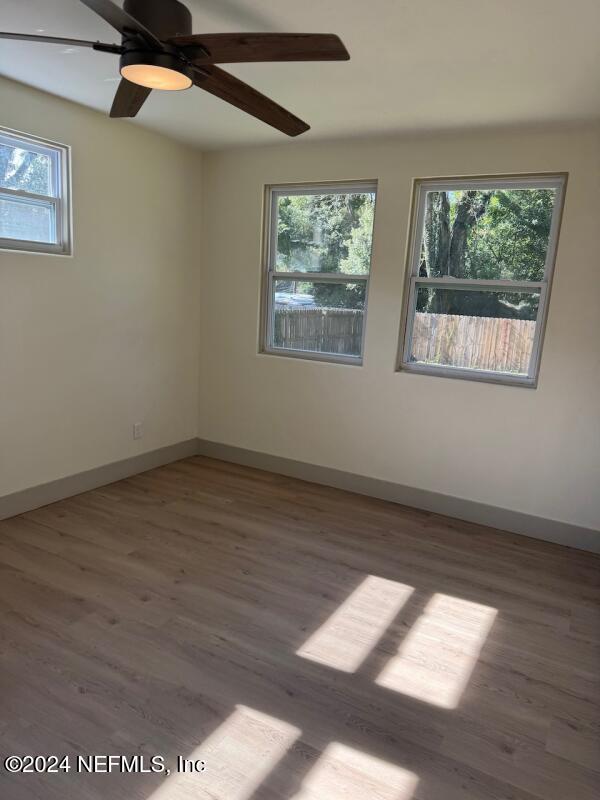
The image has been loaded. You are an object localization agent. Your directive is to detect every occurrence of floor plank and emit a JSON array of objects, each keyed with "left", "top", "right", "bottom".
[{"left": 0, "top": 455, "right": 598, "bottom": 800}]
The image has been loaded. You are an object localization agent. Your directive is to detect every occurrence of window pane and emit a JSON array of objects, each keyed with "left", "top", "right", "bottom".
[
  {"left": 0, "top": 142, "right": 54, "bottom": 196},
  {"left": 410, "top": 287, "right": 540, "bottom": 375},
  {"left": 273, "top": 279, "right": 366, "bottom": 357},
  {"left": 419, "top": 188, "right": 556, "bottom": 282},
  {"left": 275, "top": 191, "right": 375, "bottom": 274},
  {"left": 0, "top": 194, "right": 56, "bottom": 243}
]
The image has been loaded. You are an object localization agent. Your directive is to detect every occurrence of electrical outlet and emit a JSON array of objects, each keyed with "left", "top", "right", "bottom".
[{"left": 133, "top": 422, "right": 143, "bottom": 440}]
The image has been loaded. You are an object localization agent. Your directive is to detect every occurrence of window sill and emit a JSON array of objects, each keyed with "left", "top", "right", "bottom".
[
  {"left": 0, "top": 238, "right": 72, "bottom": 257},
  {"left": 397, "top": 361, "right": 537, "bottom": 388},
  {"left": 260, "top": 347, "right": 363, "bottom": 367}
]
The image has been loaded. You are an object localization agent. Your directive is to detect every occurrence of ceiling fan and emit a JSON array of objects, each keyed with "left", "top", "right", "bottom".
[{"left": 0, "top": 0, "right": 350, "bottom": 136}]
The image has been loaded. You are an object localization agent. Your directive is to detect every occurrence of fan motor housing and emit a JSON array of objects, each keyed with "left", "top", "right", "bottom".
[
  {"left": 123, "top": 0, "right": 193, "bottom": 40},
  {"left": 119, "top": 48, "right": 196, "bottom": 85}
]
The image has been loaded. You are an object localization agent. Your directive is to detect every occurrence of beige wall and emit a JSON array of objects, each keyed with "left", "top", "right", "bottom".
[
  {"left": 199, "top": 125, "right": 600, "bottom": 533},
  {"left": 2, "top": 75, "right": 598, "bottom": 536},
  {"left": 0, "top": 77, "right": 201, "bottom": 496}
]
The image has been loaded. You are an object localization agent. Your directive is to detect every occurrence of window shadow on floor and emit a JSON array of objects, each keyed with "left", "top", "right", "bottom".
[{"left": 0, "top": 457, "right": 598, "bottom": 800}]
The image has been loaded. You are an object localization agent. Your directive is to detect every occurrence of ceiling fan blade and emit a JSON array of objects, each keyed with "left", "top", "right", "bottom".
[
  {"left": 0, "top": 31, "right": 122, "bottom": 53},
  {"left": 78, "top": 0, "right": 163, "bottom": 49},
  {"left": 110, "top": 78, "right": 152, "bottom": 118},
  {"left": 171, "top": 32, "right": 350, "bottom": 64},
  {"left": 192, "top": 66, "right": 309, "bottom": 136}
]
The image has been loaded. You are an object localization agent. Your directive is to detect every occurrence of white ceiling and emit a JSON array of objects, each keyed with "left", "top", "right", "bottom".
[{"left": 1, "top": 0, "right": 599, "bottom": 150}]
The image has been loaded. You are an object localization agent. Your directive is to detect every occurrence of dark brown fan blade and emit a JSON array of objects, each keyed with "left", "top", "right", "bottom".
[
  {"left": 170, "top": 32, "right": 350, "bottom": 64},
  {"left": 110, "top": 78, "right": 152, "bottom": 118},
  {"left": 192, "top": 66, "right": 309, "bottom": 136},
  {"left": 0, "top": 31, "right": 123, "bottom": 53},
  {"left": 78, "top": 0, "right": 162, "bottom": 49}
]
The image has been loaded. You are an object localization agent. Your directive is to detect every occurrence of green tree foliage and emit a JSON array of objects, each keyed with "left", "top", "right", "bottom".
[
  {"left": 340, "top": 198, "right": 375, "bottom": 275},
  {"left": 420, "top": 188, "right": 554, "bottom": 319},
  {"left": 274, "top": 187, "right": 553, "bottom": 320},
  {"left": 468, "top": 189, "right": 553, "bottom": 282},
  {"left": 276, "top": 192, "right": 375, "bottom": 308}
]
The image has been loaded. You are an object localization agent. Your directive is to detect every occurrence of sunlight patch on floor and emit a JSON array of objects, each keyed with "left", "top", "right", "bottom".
[
  {"left": 376, "top": 593, "right": 497, "bottom": 708},
  {"left": 290, "top": 742, "right": 419, "bottom": 799},
  {"left": 149, "top": 705, "right": 300, "bottom": 800},
  {"left": 297, "top": 575, "right": 414, "bottom": 672}
]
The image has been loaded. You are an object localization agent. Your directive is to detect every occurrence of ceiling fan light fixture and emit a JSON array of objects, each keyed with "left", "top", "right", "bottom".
[
  {"left": 120, "top": 50, "right": 193, "bottom": 91},
  {"left": 1, "top": 0, "right": 350, "bottom": 133},
  {"left": 121, "top": 63, "right": 192, "bottom": 91}
]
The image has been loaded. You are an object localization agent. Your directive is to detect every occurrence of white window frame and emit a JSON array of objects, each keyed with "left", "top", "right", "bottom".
[
  {"left": 397, "top": 173, "right": 567, "bottom": 387},
  {"left": 0, "top": 127, "right": 72, "bottom": 256},
  {"left": 260, "top": 180, "right": 378, "bottom": 365}
]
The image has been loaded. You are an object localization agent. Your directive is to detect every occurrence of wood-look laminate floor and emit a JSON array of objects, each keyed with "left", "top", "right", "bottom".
[{"left": 0, "top": 456, "right": 598, "bottom": 800}]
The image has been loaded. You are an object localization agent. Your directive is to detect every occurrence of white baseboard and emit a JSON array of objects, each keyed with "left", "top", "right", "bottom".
[
  {"left": 1, "top": 436, "right": 597, "bottom": 554},
  {"left": 195, "top": 439, "right": 600, "bottom": 555},
  {"left": 0, "top": 439, "right": 198, "bottom": 521}
]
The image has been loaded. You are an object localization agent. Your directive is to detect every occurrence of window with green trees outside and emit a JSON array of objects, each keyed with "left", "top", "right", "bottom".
[
  {"left": 262, "top": 181, "right": 377, "bottom": 363},
  {"left": 398, "top": 174, "right": 566, "bottom": 386}
]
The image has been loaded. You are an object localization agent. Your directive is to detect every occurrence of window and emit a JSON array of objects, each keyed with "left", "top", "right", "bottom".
[
  {"left": 398, "top": 174, "right": 566, "bottom": 386},
  {"left": 0, "top": 128, "right": 71, "bottom": 255},
  {"left": 261, "top": 181, "right": 377, "bottom": 364}
]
